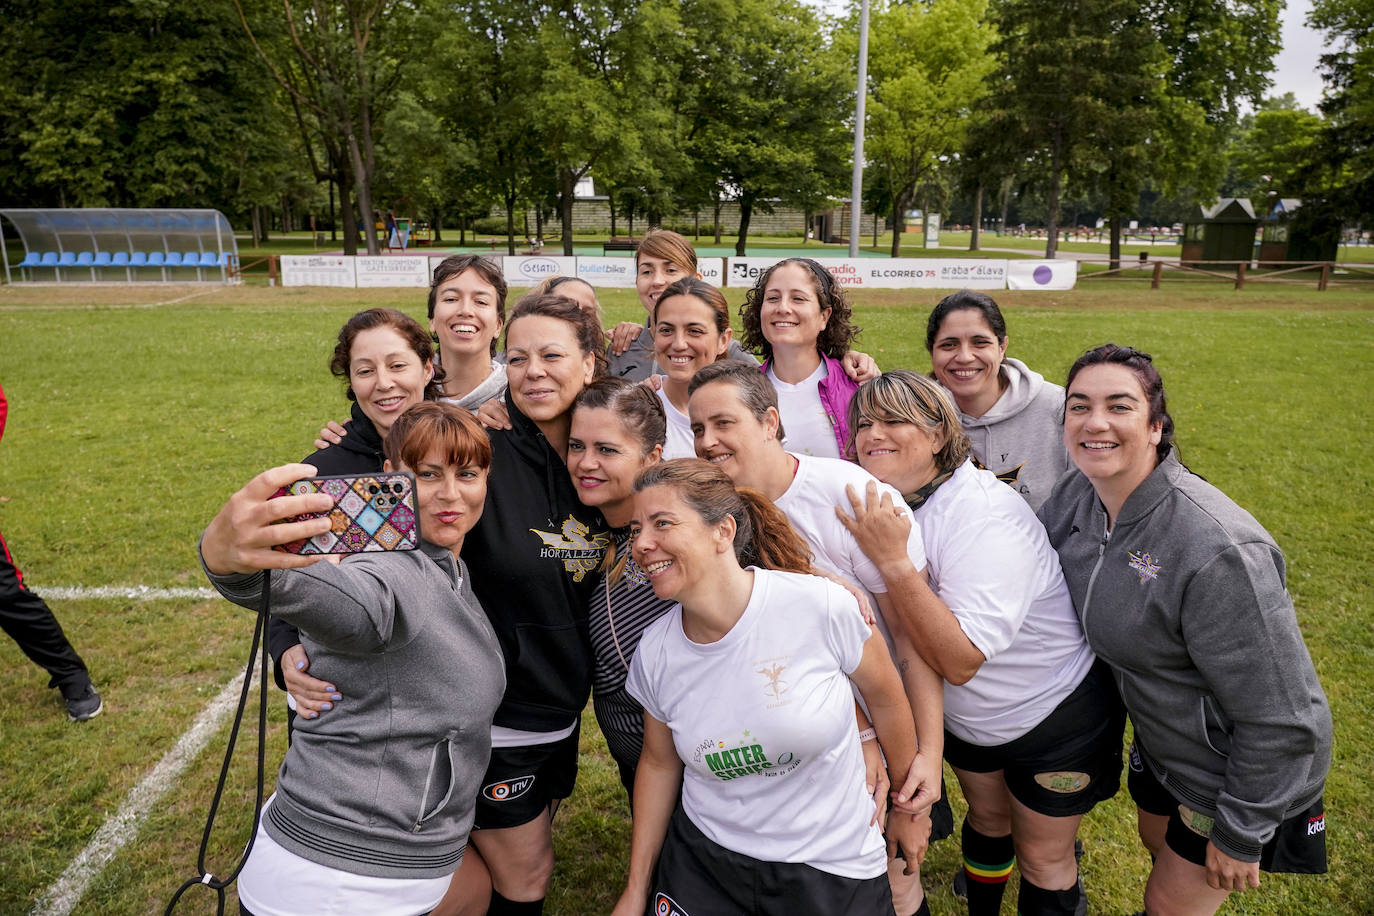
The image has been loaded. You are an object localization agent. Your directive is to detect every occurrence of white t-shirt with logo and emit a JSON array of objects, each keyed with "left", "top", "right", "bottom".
[
  {"left": 917, "top": 460, "right": 1094, "bottom": 745},
  {"left": 775, "top": 453, "right": 926, "bottom": 649},
  {"left": 625, "top": 569, "right": 886, "bottom": 879},
  {"left": 769, "top": 362, "right": 841, "bottom": 459},
  {"left": 656, "top": 386, "right": 697, "bottom": 460}
]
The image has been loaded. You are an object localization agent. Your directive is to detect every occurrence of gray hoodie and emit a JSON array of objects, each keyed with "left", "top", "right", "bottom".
[
  {"left": 202, "top": 540, "right": 505, "bottom": 879},
  {"left": 953, "top": 357, "right": 1069, "bottom": 511},
  {"left": 1038, "top": 452, "right": 1331, "bottom": 863}
]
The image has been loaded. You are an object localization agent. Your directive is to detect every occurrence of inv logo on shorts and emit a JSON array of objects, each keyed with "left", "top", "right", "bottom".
[
  {"left": 482, "top": 774, "right": 535, "bottom": 802},
  {"left": 654, "top": 892, "right": 690, "bottom": 916},
  {"left": 1033, "top": 771, "right": 1090, "bottom": 794}
]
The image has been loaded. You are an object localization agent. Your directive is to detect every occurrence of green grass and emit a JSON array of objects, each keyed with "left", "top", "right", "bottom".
[{"left": 0, "top": 282, "right": 1369, "bottom": 914}]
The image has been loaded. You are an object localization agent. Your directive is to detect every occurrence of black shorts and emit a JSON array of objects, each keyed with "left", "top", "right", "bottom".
[
  {"left": 1127, "top": 741, "right": 1328, "bottom": 874},
  {"left": 650, "top": 805, "right": 894, "bottom": 916},
  {"left": 472, "top": 726, "right": 580, "bottom": 830},
  {"left": 942, "top": 660, "right": 1126, "bottom": 817}
]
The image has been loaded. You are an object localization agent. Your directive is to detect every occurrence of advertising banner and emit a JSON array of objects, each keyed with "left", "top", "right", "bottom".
[
  {"left": 1006, "top": 259, "right": 1078, "bottom": 290},
  {"left": 503, "top": 255, "right": 578, "bottom": 286},
  {"left": 697, "top": 258, "right": 726, "bottom": 287},
  {"left": 280, "top": 255, "right": 356, "bottom": 287},
  {"left": 727, "top": 256, "right": 1009, "bottom": 290},
  {"left": 576, "top": 257, "right": 637, "bottom": 288},
  {"left": 355, "top": 256, "right": 430, "bottom": 288}
]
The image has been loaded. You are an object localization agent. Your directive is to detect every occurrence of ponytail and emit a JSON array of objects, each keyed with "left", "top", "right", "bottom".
[{"left": 735, "top": 487, "right": 812, "bottom": 574}]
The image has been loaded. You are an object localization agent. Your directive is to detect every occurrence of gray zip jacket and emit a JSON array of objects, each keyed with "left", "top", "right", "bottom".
[
  {"left": 1038, "top": 452, "right": 1331, "bottom": 862},
  {"left": 202, "top": 540, "right": 505, "bottom": 878}
]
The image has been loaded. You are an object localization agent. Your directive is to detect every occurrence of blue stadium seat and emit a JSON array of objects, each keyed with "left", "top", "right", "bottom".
[
  {"left": 198, "top": 252, "right": 219, "bottom": 267},
  {"left": 76, "top": 251, "right": 96, "bottom": 281},
  {"left": 182, "top": 250, "right": 204, "bottom": 280},
  {"left": 94, "top": 251, "right": 112, "bottom": 266},
  {"left": 146, "top": 251, "right": 166, "bottom": 281},
  {"left": 39, "top": 252, "right": 59, "bottom": 265},
  {"left": 130, "top": 251, "right": 148, "bottom": 266},
  {"left": 17, "top": 251, "right": 40, "bottom": 281},
  {"left": 112, "top": 251, "right": 131, "bottom": 281},
  {"left": 164, "top": 252, "right": 183, "bottom": 266},
  {"left": 57, "top": 251, "right": 76, "bottom": 281}
]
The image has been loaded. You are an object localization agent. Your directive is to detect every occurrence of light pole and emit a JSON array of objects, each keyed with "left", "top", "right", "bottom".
[{"left": 847, "top": 0, "right": 871, "bottom": 258}]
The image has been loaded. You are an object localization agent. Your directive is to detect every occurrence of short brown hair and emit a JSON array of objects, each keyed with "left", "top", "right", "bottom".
[
  {"left": 688, "top": 359, "right": 785, "bottom": 443},
  {"left": 383, "top": 401, "right": 492, "bottom": 472}
]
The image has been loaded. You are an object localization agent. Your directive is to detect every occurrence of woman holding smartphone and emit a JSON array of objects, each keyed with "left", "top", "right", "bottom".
[
  {"left": 201, "top": 403, "right": 504, "bottom": 916},
  {"left": 273, "top": 308, "right": 443, "bottom": 722},
  {"left": 611, "top": 458, "right": 921, "bottom": 916}
]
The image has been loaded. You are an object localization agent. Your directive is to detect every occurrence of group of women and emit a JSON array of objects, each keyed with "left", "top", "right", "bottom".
[{"left": 204, "top": 229, "right": 1331, "bottom": 916}]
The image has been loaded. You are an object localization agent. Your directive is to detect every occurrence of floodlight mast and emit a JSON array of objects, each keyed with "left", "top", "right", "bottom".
[{"left": 848, "top": 0, "right": 871, "bottom": 259}]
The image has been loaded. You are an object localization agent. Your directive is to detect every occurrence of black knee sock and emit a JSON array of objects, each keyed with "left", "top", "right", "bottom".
[
  {"left": 487, "top": 892, "right": 544, "bottom": 916},
  {"left": 1016, "top": 875, "right": 1082, "bottom": 916},
  {"left": 961, "top": 820, "right": 1014, "bottom": 916},
  {"left": 913, "top": 898, "right": 931, "bottom": 916}
]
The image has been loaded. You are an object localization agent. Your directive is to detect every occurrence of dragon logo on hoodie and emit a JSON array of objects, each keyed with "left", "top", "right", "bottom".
[{"left": 529, "top": 517, "right": 610, "bottom": 581}]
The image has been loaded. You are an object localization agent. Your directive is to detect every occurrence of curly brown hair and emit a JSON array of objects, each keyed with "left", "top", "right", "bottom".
[{"left": 738, "top": 258, "right": 859, "bottom": 361}]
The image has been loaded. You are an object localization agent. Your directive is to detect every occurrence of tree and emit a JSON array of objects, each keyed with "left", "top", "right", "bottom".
[
  {"left": 1308, "top": 0, "right": 1374, "bottom": 222},
  {"left": 1224, "top": 99, "right": 1325, "bottom": 200},
  {"left": 232, "top": 0, "right": 422, "bottom": 255},
  {"left": 861, "top": 0, "right": 995, "bottom": 256},
  {"left": 0, "top": 0, "right": 289, "bottom": 213},
  {"left": 976, "top": 0, "right": 1174, "bottom": 258},
  {"left": 682, "top": 0, "right": 852, "bottom": 256}
]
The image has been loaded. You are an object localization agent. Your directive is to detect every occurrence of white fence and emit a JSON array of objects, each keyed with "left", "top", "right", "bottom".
[{"left": 280, "top": 254, "right": 1076, "bottom": 291}]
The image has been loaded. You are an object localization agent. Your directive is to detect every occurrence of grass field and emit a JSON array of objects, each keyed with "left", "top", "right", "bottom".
[{"left": 0, "top": 280, "right": 1370, "bottom": 914}]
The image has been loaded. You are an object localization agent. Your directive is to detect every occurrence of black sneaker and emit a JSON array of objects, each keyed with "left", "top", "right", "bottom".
[{"left": 64, "top": 684, "right": 103, "bottom": 722}]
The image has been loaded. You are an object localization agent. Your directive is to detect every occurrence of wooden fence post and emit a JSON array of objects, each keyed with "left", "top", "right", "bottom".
[
  {"left": 1318, "top": 262, "right": 1330, "bottom": 292},
  {"left": 1234, "top": 262, "right": 1247, "bottom": 290},
  {"left": 268, "top": 254, "right": 279, "bottom": 286},
  {"left": 1151, "top": 262, "right": 1163, "bottom": 289}
]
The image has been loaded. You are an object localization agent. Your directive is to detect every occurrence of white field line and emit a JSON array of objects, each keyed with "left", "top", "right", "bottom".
[
  {"left": 41, "top": 585, "right": 217, "bottom": 601},
  {"left": 30, "top": 670, "right": 252, "bottom": 916},
  {"left": 0, "top": 288, "right": 220, "bottom": 311}
]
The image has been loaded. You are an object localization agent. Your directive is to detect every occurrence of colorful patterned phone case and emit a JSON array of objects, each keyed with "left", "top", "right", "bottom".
[{"left": 271, "top": 472, "right": 419, "bottom": 555}]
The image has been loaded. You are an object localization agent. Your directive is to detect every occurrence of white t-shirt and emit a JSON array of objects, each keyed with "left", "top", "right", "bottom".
[
  {"left": 769, "top": 362, "right": 841, "bottom": 459},
  {"left": 625, "top": 569, "right": 886, "bottom": 879},
  {"left": 775, "top": 453, "right": 926, "bottom": 650},
  {"left": 918, "top": 460, "right": 1095, "bottom": 745},
  {"left": 656, "top": 387, "right": 697, "bottom": 460},
  {"left": 238, "top": 795, "right": 452, "bottom": 915}
]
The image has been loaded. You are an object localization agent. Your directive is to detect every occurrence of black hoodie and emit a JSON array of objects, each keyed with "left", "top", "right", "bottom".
[{"left": 461, "top": 390, "right": 610, "bottom": 732}]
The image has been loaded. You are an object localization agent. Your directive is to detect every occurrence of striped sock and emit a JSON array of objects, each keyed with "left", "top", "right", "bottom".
[{"left": 961, "top": 820, "right": 1014, "bottom": 916}]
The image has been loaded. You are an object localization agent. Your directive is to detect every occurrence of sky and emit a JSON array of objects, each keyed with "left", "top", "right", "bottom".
[{"left": 806, "top": 0, "right": 1331, "bottom": 112}]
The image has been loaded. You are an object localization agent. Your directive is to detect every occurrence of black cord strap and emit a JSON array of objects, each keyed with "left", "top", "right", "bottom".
[{"left": 165, "top": 571, "right": 272, "bottom": 915}]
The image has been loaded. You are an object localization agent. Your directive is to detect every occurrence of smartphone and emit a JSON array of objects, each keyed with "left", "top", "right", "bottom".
[{"left": 271, "top": 472, "right": 419, "bottom": 555}]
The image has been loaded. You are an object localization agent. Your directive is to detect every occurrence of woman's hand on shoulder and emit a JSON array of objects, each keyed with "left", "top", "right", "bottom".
[
  {"left": 201, "top": 463, "right": 332, "bottom": 575},
  {"left": 610, "top": 320, "right": 644, "bottom": 356},
  {"left": 814, "top": 568, "right": 875, "bottom": 625},
  {"left": 842, "top": 350, "right": 880, "bottom": 383},
  {"left": 835, "top": 481, "right": 913, "bottom": 572},
  {"left": 313, "top": 419, "right": 347, "bottom": 451},
  {"left": 477, "top": 397, "right": 512, "bottom": 430}
]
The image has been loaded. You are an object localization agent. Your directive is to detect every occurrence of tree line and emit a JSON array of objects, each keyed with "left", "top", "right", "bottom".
[{"left": 1, "top": 0, "right": 1367, "bottom": 259}]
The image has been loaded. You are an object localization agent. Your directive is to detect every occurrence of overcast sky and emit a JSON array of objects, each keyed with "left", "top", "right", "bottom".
[{"left": 806, "top": 0, "right": 1331, "bottom": 112}]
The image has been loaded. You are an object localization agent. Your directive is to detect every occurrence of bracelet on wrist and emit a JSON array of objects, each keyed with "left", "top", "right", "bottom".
[{"left": 858, "top": 727, "right": 877, "bottom": 743}]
